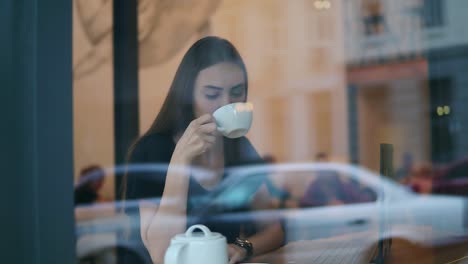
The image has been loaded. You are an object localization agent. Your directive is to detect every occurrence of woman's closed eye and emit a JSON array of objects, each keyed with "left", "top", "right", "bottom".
[
  {"left": 203, "top": 84, "right": 245, "bottom": 100},
  {"left": 229, "top": 85, "right": 245, "bottom": 98},
  {"left": 204, "top": 92, "right": 221, "bottom": 100},
  {"left": 203, "top": 85, "right": 223, "bottom": 100}
]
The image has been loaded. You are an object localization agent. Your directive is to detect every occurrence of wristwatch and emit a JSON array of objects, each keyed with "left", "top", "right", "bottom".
[{"left": 233, "top": 237, "right": 253, "bottom": 260}]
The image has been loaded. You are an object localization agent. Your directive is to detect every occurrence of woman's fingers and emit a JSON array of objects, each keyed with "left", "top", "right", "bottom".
[
  {"left": 228, "top": 244, "right": 246, "bottom": 264},
  {"left": 199, "top": 122, "right": 217, "bottom": 134},
  {"left": 186, "top": 114, "right": 216, "bottom": 135},
  {"left": 203, "top": 135, "right": 216, "bottom": 144},
  {"left": 200, "top": 137, "right": 215, "bottom": 153},
  {"left": 195, "top": 114, "right": 215, "bottom": 125},
  {"left": 176, "top": 114, "right": 220, "bottom": 159}
]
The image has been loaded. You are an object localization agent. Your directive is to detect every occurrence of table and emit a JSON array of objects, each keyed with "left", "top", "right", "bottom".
[{"left": 252, "top": 231, "right": 378, "bottom": 264}]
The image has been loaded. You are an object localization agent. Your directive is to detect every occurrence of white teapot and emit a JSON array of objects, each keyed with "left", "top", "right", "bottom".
[{"left": 164, "top": 224, "right": 228, "bottom": 264}]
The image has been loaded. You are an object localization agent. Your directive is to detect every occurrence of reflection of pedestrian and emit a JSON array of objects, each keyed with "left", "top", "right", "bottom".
[
  {"left": 299, "top": 170, "right": 346, "bottom": 207},
  {"left": 395, "top": 152, "right": 413, "bottom": 181},
  {"left": 74, "top": 165, "right": 105, "bottom": 205},
  {"left": 299, "top": 152, "right": 366, "bottom": 207},
  {"left": 315, "top": 152, "right": 328, "bottom": 162},
  {"left": 299, "top": 153, "right": 342, "bottom": 207},
  {"left": 262, "top": 154, "right": 276, "bottom": 164}
]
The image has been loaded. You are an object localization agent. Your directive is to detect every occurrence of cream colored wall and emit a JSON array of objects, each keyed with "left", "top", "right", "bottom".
[{"left": 72, "top": 1, "right": 115, "bottom": 200}]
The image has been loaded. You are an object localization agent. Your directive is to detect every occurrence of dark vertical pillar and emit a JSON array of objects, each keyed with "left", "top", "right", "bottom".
[
  {"left": 377, "top": 143, "right": 394, "bottom": 264},
  {"left": 113, "top": 0, "right": 140, "bottom": 199},
  {"left": 1, "top": 0, "right": 74, "bottom": 263},
  {"left": 347, "top": 84, "right": 359, "bottom": 164}
]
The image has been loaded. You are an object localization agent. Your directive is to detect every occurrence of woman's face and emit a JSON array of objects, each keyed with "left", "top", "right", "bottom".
[{"left": 193, "top": 62, "right": 247, "bottom": 118}]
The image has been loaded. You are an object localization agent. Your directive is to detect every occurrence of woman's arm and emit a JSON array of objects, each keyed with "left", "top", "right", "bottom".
[
  {"left": 249, "top": 184, "right": 285, "bottom": 255},
  {"left": 228, "top": 220, "right": 284, "bottom": 264},
  {"left": 249, "top": 221, "right": 284, "bottom": 256},
  {"left": 140, "top": 114, "right": 218, "bottom": 264},
  {"left": 141, "top": 155, "right": 192, "bottom": 264},
  {"left": 228, "top": 183, "right": 285, "bottom": 263}
]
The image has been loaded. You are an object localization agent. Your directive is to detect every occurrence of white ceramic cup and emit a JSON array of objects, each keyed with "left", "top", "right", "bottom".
[
  {"left": 213, "top": 102, "right": 253, "bottom": 138},
  {"left": 164, "top": 225, "right": 228, "bottom": 264}
]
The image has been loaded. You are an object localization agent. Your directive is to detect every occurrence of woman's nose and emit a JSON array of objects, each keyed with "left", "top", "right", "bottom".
[
  {"left": 228, "top": 96, "right": 238, "bottom": 104},
  {"left": 220, "top": 94, "right": 231, "bottom": 106}
]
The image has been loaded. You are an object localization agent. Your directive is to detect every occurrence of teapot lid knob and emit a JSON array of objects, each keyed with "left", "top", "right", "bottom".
[{"left": 185, "top": 224, "right": 212, "bottom": 237}]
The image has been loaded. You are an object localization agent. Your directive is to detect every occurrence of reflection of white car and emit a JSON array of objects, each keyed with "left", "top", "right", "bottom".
[
  {"left": 75, "top": 163, "right": 468, "bottom": 263},
  {"left": 220, "top": 163, "right": 468, "bottom": 245}
]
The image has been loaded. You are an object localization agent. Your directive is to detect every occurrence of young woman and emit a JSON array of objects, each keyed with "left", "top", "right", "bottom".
[{"left": 123, "top": 36, "right": 284, "bottom": 264}]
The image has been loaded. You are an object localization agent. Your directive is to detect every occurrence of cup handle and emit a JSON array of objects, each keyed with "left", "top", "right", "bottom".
[{"left": 164, "top": 243, "right": 187, "bottom": 264}]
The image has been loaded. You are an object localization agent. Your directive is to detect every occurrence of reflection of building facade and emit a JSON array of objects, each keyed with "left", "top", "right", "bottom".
[
  {"left": 343, "top": 0, "right": 468, "bottom": 170},
  {"left": 210, "top": 0, "right": 349, "bottom": 162}
]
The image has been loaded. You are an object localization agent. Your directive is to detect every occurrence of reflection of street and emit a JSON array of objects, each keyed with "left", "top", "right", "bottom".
[{"left": 74, "top": 0, "right": 222, "bottom": 79}]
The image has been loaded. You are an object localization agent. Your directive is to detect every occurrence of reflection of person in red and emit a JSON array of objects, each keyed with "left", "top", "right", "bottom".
[
  {"left": 74, "top": 165, "right": 106, "bottom": 205},
  {"left": 432, "top": 157, "right": 468, "bottom": 196},
  {"left": 406, "top": 162, "right": 434, "bottom": 194}
]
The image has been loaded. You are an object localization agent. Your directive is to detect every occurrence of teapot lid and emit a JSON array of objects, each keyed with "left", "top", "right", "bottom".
[{"left": 172, "top": 225, "right": 225, "bottom": 242}]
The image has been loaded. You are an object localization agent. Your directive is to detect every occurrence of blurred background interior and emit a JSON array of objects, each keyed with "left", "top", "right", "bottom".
[{"left": 70, "top": 1, "right": 468, "bottom": 263}]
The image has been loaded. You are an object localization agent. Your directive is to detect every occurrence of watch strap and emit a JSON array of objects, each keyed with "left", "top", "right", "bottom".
[{"left": 234, "top": 237, "right": 253, "bottom": 260}]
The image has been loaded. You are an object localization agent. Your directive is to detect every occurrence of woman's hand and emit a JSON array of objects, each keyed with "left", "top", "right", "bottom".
[
  {"left": 173, "top": 114, "right": 218, "bottom": 161},
  {"left": 228, "top": 244, "right": 247, "bottom": 264}
]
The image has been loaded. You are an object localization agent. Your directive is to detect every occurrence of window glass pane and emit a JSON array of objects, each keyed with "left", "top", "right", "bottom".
[{"left": 72, "top": 0, "right": 468, "bottom": 263}]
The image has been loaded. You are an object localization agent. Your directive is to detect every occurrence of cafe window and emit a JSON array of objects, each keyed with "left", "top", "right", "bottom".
[
  {"left": 362, "top": 0, "right": 387, "bottom": 36},
  {"left": 421, "top": 0, "right": 445, "bottom": 28},
  {"left": 68, "top": 0, "right": 468, "bottom": 263}
]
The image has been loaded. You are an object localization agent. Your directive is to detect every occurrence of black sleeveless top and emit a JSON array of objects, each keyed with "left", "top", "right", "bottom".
[{"left": 123, "top": 133, "right": 265, "bottom": 263}]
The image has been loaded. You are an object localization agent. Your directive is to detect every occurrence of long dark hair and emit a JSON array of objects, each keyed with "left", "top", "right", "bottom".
[
  {"left": 120, "top": 36, "right": 249, "bottom": 199},
  {"left": 147, "top": 36, "right": 248, "bottom": 137}
]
